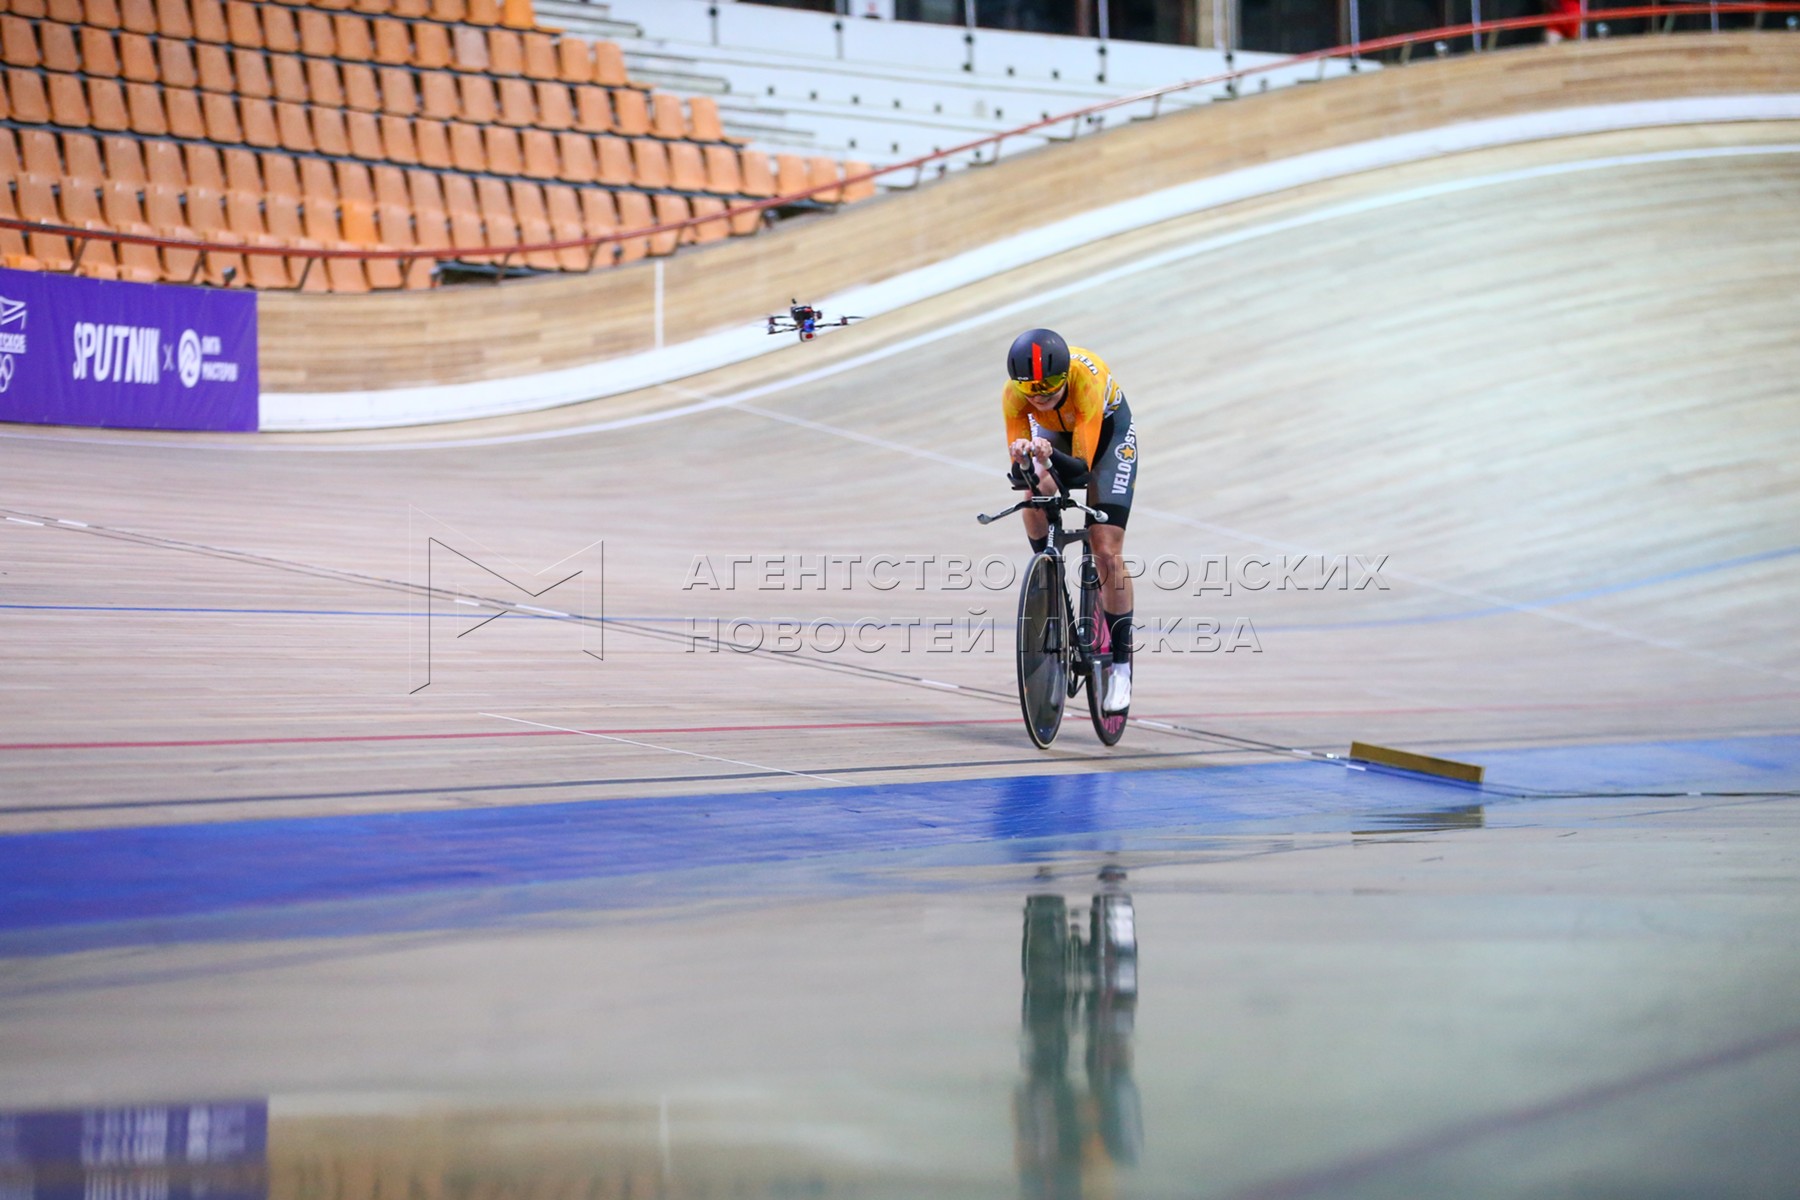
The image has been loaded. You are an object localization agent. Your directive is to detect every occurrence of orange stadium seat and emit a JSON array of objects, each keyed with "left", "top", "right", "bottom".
[
  {"left": 196, "top": 43, "right": 233, "bottom": 91},
  {"left": 555, "top": 37, "right": 589, "bottom": 84},
  {"left": 155, "top": 0, "right": 192, "bottom": 39},
  {"left": 407, "top": 166, "right": 449, "bottom": 245},
  {"left": 144, "top": 137, "right": 183, "bottom": 186},
  {"left": 346, "top": 108, "right": 382, "bottom": 157},
  {"left": 392, "top": 0, "right": 429, "bottom": 19},
  {"left": 448, "top": 120, "right": 482, "bottom": 171},
  {"left": 572, "top": 85, "right": 609, "bottom": 133},
  {"left": 307, "top": 59, "right": 344, "bottom": 108},
  {"left": 12, "top": 0, "right": 46, "bottom": 20},
  {"left": 300, "top": 155, "right": 336, "bottom": 204},
  {"left": 202, "top": 89, "right": 242, "bottom": 140},
  {"left": 774, "top": 154, "right": 807, "bottom": 198},
  {"left": 311, "top": 105, "right": 349, "bottom": 154},
  {"left": 451, "top": 25, "right": 486, "bottom": 72},
  {"left": 667, "top": 140, "right": 705, "bottom": 192},
  {"left": 340, "top": 199, "right": 402, "bottom": 288},
  {"left": 274, "top": 99, "right": 313, "bottom": 151},
  {"left": 808, "top": 156, "right": 843, "bottom": 203},
  {"left": 262, "top": 152, "right": 301, "bottom": 201},
  {"left": 234, "top": 49, "right": 271, "bottom": 98},
  {"left": 185, "top": 142, "right": 225, "bottom": 190},
  {"left": 702, "top": 144, "right": 741, "bottom": 195},
  {"left": 522, "top": 32, "right": 555, "bottom": 81},
  {"left": 118, "top": 31, "right": 156, "bottom": 81},
  {"left": 0, "top": 130, "right": 19, "bottom": 178},
  {"left": 386, "top": 66, "right": 424, "bottom": 117},
  {"left": 520, "top": 128, "right": 555, "bottom": 178},
  {"left": 474, "top": 178, "right": 517, "bottom": 255},
  {"left": 483, "top": 124, "right": 521, "bottom": 174},
  {"left": 298, "top": 10, "right": 335, "bottom": 57},
  {"left": 225, "top": 0, "right": 260, "bottom": 47},
  {"left": 6, "top": 69, "right": 49, "bottom": 124},
  {"left": 0, "top": 192, "right": 40, "bottom": 271},
  {"left": 259, "top": 194, "right": 323, "bottom": 291},
  {"left": 21, "top": 130, "right": 61, "bottom": 180},
  {"left": 60, "top": 176, "right": 107, "bottom": 230},
  {"left": 842, "top": 161, "right": 876, "bottom": 203},
  {"left": 430, "top": 0, "right": 464, "bottom": 22},
  {"left": 166, "top": 88, "right": 205, "bottom": 137},
  {"left": 416, "top": 70, "right": 453, "bottom": 119},
  {"left": 261, "top": 5, "right": 297, "bottom": 55},
  {"left": 414, "top": 117, "right": 452, "bottom": 167},
  {"left": 687, "top": 95, "right": 727, "bottom": 142},
  {"left": 378, "top": 112, "right": 416, "bottom": 162},
  {"left": 188, "top": 188, "right": 248, "bottom": 287},
  {"left": 553, "top": 130, "right": 593, "bottom": 183},
  {"left": 335, "top": 14, "right": 373, "bottom": 60},
  {"left": 270, "top": 54, "right": 306, "bottom": 103},
  {"left": 533, "top": 80, "right": 570, "bottom": 130},
  {"left": 501, "top": 0, "right": 531, "bottom": 27},
  {"left": 650, "top": 93, "right": 685, "bottom": 141},
  {"left": 120, "top": 0, "right": 154, "bottom": 35},
  {"left": 458, "top": 74, "right": 497, "bottom": 124},
  {"left": 488, "top": 28, "right": 523, "bottom": 77},
  {"left": 86, "top": 0, "right": 124, "bottom": 31},
  {"left": 193, "top": 0, "right": 229, "bottom": 43},
  {"left": 581, "top": 187, "right": 627, "bottom": 262},
  {"left": 611, "top": 88, "right": 647, "bottom": 137},
  {"left": 42, "top": 23, "right": 80, "bottom": 72},
  {"left": 159, "top": 39, "right": 197, "bottom": 89},
  {"left": 343, "top": 62, "right": 378, "bottom": 110},
  {"left": 497, "top": 77, "right": 533, "bottom": 127},
  {"left": 464, "top": 0, "right": 500, "bottom": 26},
  {"left": 103, "top": 134, "right": 146, "bottom": 182},
  {"left": 592, "top": 40, "right": 626, "bottom": 88},
  {"left": 650, "top": 192, "right": 686, "bottom": 254},
  {"left": 2, "top": 17, "right": 41, "bottom": 69},
  {"left": 125, "top": 81, "right": 166, "bottom": 134},
  {"left": 224, "top": 147, "right": 261, "bottom": 195},
  {"left": 628, "top": 137, "right": 668, "bottom": 190},
  {"left": 86, "top": 77, "right": 128, "bottom": 129},
  {"left": 239, "top": 96, "right": 276, "bottom": 145},
  {"left": 411, "top": 21, "right": 449, "bottom": 69},
  {"left": 594, "top": 133, "right": 630, "bottom": 186},
  {"left": 689, "top": 196, "right": 728, "bottom": 244},
  {"left": 336, "top": 160, "right": 373, "bottom": 205},
  {"left": 372, "top": 17, "right": 408, "bottom": 64},
  {"left": 728, "top": 197, "right": 762, "bottom": 236},
  {"left": 372, "top": 163, "right": 407, "bottom": 209},
  {"left": 50, "top": 73, "right": 92, "bottom": 126},
  {"left": 81, "top": 27, "right": 121, "bottom": 76}
]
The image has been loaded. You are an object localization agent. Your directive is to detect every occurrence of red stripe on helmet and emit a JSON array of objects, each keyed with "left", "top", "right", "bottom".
[{"left": 1031, "top": 342, "right": 1043, "bottom": 382}]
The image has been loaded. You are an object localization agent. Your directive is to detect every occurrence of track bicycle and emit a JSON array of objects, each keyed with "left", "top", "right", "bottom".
[{"left": 978, "top": 481, "right": 1129, "bottom": 749}]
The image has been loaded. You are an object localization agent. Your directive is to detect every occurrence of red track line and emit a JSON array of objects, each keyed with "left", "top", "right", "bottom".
[{"left": 0, "top": 716, "right": 1021, "bottom": 753}]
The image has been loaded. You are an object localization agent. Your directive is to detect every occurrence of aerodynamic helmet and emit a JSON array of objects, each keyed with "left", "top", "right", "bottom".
[{"left": 1007, "top": 328, "right": 1070, "bottom": 397}]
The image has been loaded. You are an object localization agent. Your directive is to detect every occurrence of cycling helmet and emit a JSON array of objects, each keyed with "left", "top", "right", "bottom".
[{"left": 1007, "top": 328, "right": 1070, "bottom": 397}]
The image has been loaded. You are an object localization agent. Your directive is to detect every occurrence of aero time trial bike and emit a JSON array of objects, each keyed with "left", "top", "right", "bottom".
[{"left": 979, "top": 481, "right": 1129, "bottom": 749}]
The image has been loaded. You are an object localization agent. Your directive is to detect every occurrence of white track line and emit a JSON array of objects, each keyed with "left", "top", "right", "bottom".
[
  {"left": 3, "top": 141, "right": 1794, "bottom": 453},
  {"left": 480, "top": 712, "right": 844, "bottom": 785}
]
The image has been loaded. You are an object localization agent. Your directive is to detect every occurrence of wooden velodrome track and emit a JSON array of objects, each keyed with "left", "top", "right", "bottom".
[
  {"left": 2, "top": 124, "right": 1799, "bottom": 832},
  {"left": 3, "top": 35, "right": 1800, "bottom": 1200}
]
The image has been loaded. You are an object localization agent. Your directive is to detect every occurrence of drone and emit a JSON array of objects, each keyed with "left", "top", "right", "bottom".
[{"left": 766, "top": 300, "right": 864, "bottom": 342}]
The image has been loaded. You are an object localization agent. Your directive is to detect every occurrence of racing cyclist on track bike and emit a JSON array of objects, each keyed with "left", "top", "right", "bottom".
[{"left": 1003, "top": 328, "right": 1138, "bottom": 713}]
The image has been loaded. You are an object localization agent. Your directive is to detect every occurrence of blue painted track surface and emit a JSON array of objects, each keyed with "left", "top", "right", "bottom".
[{"left": 2, "top": 735, "right": 1795, "bottom": 954}]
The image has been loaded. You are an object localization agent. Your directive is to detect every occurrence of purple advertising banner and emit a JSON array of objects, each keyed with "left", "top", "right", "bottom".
[{"left": 0, "top": 267, "right": 258, "bottom": 431}]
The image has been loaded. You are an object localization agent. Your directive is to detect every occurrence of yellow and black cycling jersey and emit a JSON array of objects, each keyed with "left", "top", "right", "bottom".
[{"left": 1001, "top": 345, "right": 1124, "bottom": 466}]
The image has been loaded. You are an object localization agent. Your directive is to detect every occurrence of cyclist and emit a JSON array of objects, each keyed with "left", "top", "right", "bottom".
[{"left": 1003, "top": 327, "right": 1137, "bottom": 712}]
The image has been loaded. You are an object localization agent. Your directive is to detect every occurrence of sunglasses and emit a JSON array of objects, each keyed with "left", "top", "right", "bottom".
[{"left": 1015, "top": 372, "right": 1068, "bottom": 397}]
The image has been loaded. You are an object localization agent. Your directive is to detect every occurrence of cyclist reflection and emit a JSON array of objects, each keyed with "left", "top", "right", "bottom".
[{"left": 1014, "top": 868, "right": 1141, "bottom": 1197}]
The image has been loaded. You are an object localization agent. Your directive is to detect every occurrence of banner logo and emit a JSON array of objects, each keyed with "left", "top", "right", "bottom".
[{"left": 179, "top": 329, "right": 203, "bottom": 388}]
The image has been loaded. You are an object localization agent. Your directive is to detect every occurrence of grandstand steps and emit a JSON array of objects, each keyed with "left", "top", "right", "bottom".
[{"left": 530, "top": 0, "right": 643, "bottom": 41}]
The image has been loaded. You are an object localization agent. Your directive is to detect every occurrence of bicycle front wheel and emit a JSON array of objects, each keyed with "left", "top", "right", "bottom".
[{"left": 1016, "top": 551, "right": 1067, "bottom": 748}]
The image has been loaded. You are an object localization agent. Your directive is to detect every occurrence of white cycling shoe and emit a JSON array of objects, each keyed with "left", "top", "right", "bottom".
[{"left": 1102, "top": 664, "right": 1132, "bottom": 713}]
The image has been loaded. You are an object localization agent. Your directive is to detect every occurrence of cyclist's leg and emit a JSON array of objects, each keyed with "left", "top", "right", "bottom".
[{"left": 1086, "top": 401, "right": 1138, "bottom": 666}]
